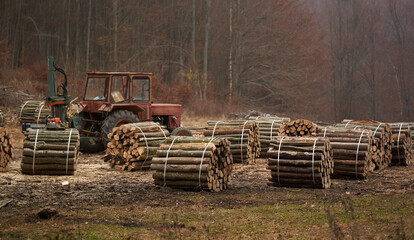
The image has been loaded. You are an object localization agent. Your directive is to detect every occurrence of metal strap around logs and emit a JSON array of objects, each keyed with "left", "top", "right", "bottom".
[
  {"left": 36, "top": 101, "right": 45, "bottom": 123},
  {"left": 211, "top": 121, "right": 221, "bottom": 138},
  {"left": 32, "top": 129, "right": 40, "bottom": 174},
  {"left": 345, "top": 120, "right": 352, "bottom": 127},
  {"left": 323, "top": 127, "right": 327, "bottom": 137},
  {"left": 18, "top": 101, "right": 29, "bottom": 121},
  {"left": 355, "top": 130, "right": 365, "bottom": 178},
  {"left": 240, "top": 120, "right": 251, "bottom": 164},
  {"left": 397, "top": 123, "right": 403, "bottom": 164},
  {"left": 311, "top": 138, "right": 319, "bottom": 185},
  {"left": 270, "top": 120, "right": 278, "bottom": 141},
  {"left": 135, "top": 126, "right": 149, "bottom": 169},
  {"left": 276, "top": 136, "right": 285, "bottom": 184},
  {"left": 199, "top": 137, "right": 216, "bottom": 190},
  {"left": 373, "top": 123, "right": 383, "bottom": 136},
  {"left": 151, "top": 122, "right": 167, "bottom": 139},
  {"left": 163, "top": 137, "right": 179, "bottom": 187},
  {"left": 65, "top": 129, "right": 73, "bottom": 174}
]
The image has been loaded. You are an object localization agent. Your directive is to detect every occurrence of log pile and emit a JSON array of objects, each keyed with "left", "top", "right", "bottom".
[
  {"left": 316, "top": 126, "right": 374, "bottom": 179},
  {"left": 151, "top": 137, "right": 232, "bottom": 192},
  {"left": 255, "top": 119, "right": 288, "bottom": 158},
  {"left": 203, "top": 121, "right": 260, "bottom": 164},
  {"left": 0, "top": 110, "right": 4, "bottom": 127},
  {"left": 388, "top": 123, "right": 412, "bottom": 166},
  {"left": 279, "top": 119, "right": 317, "bottom": 137},
  {"left": 105, "top": 122, "right": 170, "bottom": 171},
  {"left": 18, "top": 101, "right": 52, "bottom": 124},
  {"left": 267, "top": 136, "right": 333, "bottom": 188},
  {"left": 337, "top": 120, "right": 392, "bottom": 170},
  {"left": 0, "top": 128, "right": 13, "bottom": 172},
  {"left": 22, "top": 128, "right": 80, "bottom": 175}
]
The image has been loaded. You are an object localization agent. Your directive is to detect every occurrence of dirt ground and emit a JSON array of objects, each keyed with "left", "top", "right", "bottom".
[{"left": 1, "top": 109, "right": 414, "bottom": 239}]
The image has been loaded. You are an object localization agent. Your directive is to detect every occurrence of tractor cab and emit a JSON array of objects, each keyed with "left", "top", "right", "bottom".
[{"left": 79, "top": 72, "right": 186, "bottom": 153}]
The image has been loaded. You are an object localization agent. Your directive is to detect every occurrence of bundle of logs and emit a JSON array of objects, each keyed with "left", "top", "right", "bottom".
[
  {"left": 316, "top": 126, "right": 374, "bottom": 179},
  {"left": 279, "top": 119, "right": 317, "bottom": 137},
  {"left": 151, "top": 137, "right": 232, "bottom": 192},
  {"left": 22, "top": 128, "right": 80, "bottom": 175},
  {"left": 267, "top": 136, "right": 333, "bottom": 188},
  {"left": 0, "top": 110, "right": 4, "bottom": 127},
  {"left": 337, "top": 120, "right": 392, "bottom": 170},
  {"left": 203, "top": 121, "right": 260, "bottom": 164},
  {"left": 255, "top": 119, "right": 288, "bottom": 158},
  {"left": 105, "top": 122, "right": 170, "bottom": 171},
  {"left": 0, "top": 128, "right": 13, "bottom": 172},
  {"left": 18, "top": 100, "right": 52, "bottom": 124},
  {"left": 388, "top": 123, "right": 412, "bottom": 166}
]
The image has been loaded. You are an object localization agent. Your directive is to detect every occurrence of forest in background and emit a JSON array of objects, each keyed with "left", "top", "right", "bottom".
[{"left": 0, "top": 0, "right": 413, "bottom": 122}]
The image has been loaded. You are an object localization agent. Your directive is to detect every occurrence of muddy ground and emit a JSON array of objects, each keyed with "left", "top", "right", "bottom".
[{"left": 0, "top": 108, "right": 414, "bottom": 238}]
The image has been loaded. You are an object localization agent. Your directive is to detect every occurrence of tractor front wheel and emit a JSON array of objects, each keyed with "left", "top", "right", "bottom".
[
  {"left": 101, "top": 110, "right": 139, "bottom": 145},
  {"left": 171, "top": 127, "right": 193, "bottom": 136}
]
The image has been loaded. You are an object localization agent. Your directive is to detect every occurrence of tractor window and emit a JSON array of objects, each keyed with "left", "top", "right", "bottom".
[
  {"left": 132, "top": 77, "right": 150, "bottom": 102},
  {"left": 84, "top": 77, "right": 108, "bottom": 101},
  {"left": 111, "top": 75, "right": 130, "bottom": 103}
]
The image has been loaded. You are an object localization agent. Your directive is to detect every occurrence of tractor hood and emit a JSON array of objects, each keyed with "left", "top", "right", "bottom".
[{"left": 151, "top": 103, "right": 182, "bottom": 116}]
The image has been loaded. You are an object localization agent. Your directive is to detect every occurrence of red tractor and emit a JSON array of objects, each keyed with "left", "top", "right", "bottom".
[{"left": 77, "top": 72, "right": 191, "bottom": 152}]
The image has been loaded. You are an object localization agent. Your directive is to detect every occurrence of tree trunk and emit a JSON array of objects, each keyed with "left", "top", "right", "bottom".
[{"left": 202, "top": 0, "right": 211, "bottom": 102}]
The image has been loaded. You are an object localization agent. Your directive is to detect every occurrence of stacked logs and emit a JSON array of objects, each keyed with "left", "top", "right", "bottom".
[
  {"left": 316, "top": 126, "right": 374, "bottom": 179},
  {"left": 255, "top": 119, "right": 288, "bottom": 158},
  {"left": 203, "top": 121, "right": 260, "bottom": 164},
  {"left": 267, "top": 136, "right": 333, "bottom": 188},
  {"left": 0, "top": 128, "right": 13, "bottom": 172},
  {"left": 18, "top": 101, "right": 52, "bottom": 124},
  {"left": 388, "top": 123, "right": 412, "bottom": 166},
  {"left": 105, "top": 122, "right": 170, "bottom": 171},
  {"left": 337, "top": 120, "right": 392, "bottom": 170},
  {"left": 279, "top": 119, "right": 317, "bottom": 137},
  {"left": 151, "top": 137, "right": 232, "bottom": 192},
  {"left": 22, "top": 128, "right": 80, "bottom": 175},
  {"left": 0, "top": 110, "right": 4, "bottom": 127}
]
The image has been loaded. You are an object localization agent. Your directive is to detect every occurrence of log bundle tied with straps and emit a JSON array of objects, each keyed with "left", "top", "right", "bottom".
[
  {"left": 22, "top": 128, "right": 80, "bottom": 175},
  {"left": 203, "top": 121, "right": 260, "bottom": 164},
  {"left": 337, "top": 120, "right": 392, "bottom": 170},
  {"left": 279, "top": 119, "right": 317, "bottom": 137},
  {"left": 254, "top": 119, "right": 288, "bottom": 158},
  {"left": 151, "top": 137, "right": 232, "bottom": 192},
  {"left": 18, "top": 100, "right": 52, "bottom": 124},
  {"left": 316, "top": 126, "right": 374, "bottom": 179},
  {"left": 0, "top": 127, "right": 13, "bottom": 172},
  {"left": 388, "top": 123, "right": 412, "bottom": 166},
  {"left": 105, "top": 122, "right": 170, "bottom": 171},
  {"left": 267, "top": 136, "right": 333, "bottom": 189}
]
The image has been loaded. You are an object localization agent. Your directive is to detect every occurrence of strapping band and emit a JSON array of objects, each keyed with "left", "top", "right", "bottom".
[
  {"left": 135, "top": 126, "right": 149, "bottom": 169},
  {"left": 19, "top": 101, "right": 29, "bottom": 121},
  {"left": 276, "top": 136, "right": 285, "bottom": 184},
  {"left": 211, "top": 121, "right": 221, "bottom": 138},
  {"left": 397, "top": 123, "right": 403, "bottom": 164},
  {"left": 66, "top": 129, "right": 73, "bottom": 174},
  {"left": 240, "top": 120, "right": 250, "bottom": 163},
  {"left": 323, "top": 127, "right": 327, "bottom": 137},
  {"left": 355, "top": 130, "right": 365, "bottom": 178},
  {"left": 270, "top": 120, "right": 277, "bottom": 141},
  {"left": 32, "top": 129, "right": 40, "bottom": 174},
  {"left": 36, "top": 102, "right": 45, "bottom": 123},
  {"left": 163, "top": 137, "right": 178, "bottom": 186},
  {"left": 311, "top": 138, "right": 319, "bottom": 184},
  {"left": 199, "top": 137, "right": 216, "bottom": 189},
  {"left": 373, "top": 123, "right": 383, "bottom": 136},
  {"left": 345, "top": 120, "right": 352, "bottom": 127},
  {"left": 152, "top": 122, "right": 167, "bottom": 139}
]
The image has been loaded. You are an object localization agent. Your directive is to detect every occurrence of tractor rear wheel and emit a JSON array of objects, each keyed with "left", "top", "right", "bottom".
[
  {"left": 171, "top": 127, "right": 193, "bottom": 136},
  {"left": 101, "top": 110, "right": 139, "bottom": 144}
]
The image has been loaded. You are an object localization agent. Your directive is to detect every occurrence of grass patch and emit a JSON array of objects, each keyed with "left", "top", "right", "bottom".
[{"left": 1, "top": 193, "right": 413, "bottom": 239}]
